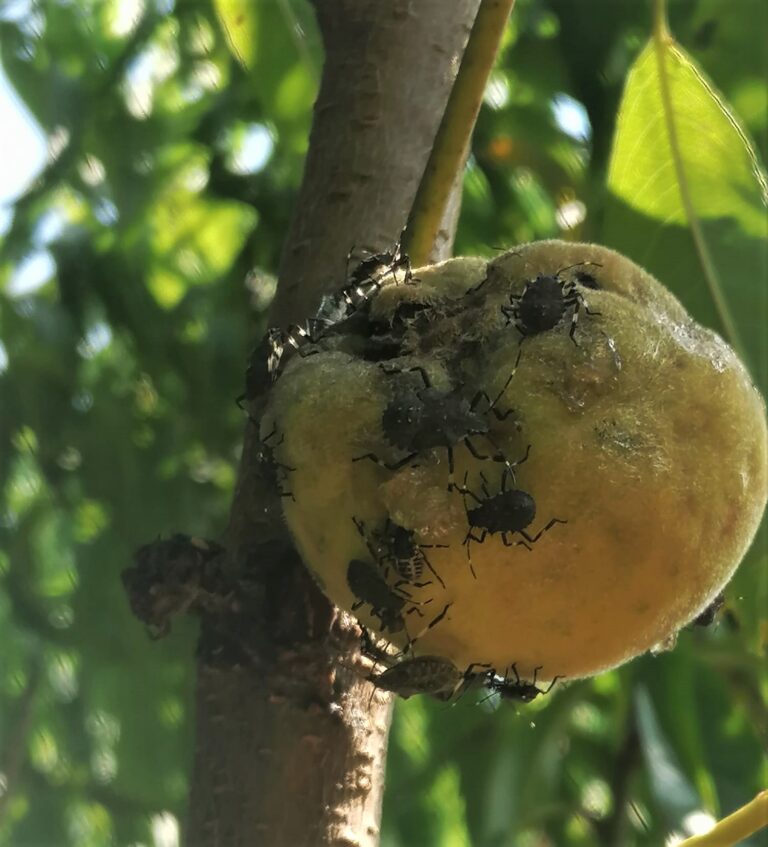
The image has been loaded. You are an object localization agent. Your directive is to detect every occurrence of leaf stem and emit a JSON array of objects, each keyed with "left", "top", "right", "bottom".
[
  {"left": 676, "top": 790, "right": 768, "bottom": 847},
  {"left": 651, "top": 0, "right": 748, "bottom": 364},
  {"left": 403, "top": 0, "right": 515, "bottom": 266}
]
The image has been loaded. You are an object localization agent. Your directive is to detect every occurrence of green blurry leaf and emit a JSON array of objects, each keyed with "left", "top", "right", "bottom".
[
  {"left": 635, "top": 685, "right": 700, "bottom": 824},
  {"left": 214, "top": 0, "right": 258, "bottom": 69},
  {"left": 640, "top": 651, "right": 719, "bottom": 815},
  {"left": 604, "top": 33, "right": 768, "bottom": 387}
]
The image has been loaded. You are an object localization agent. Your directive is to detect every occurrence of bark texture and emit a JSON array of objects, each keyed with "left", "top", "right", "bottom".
[{"left": 186, "top": 2, "right": 479, "bottom": 845}]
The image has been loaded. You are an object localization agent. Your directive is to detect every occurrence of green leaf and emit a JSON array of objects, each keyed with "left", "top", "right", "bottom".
[
  {"left": 634, "top": 685, "right": 700, "bottom": 825},
  {"left": 607, "top": 40, "right": 767, "bottom": 235},
  {"left": 213, "top": 0, "right": 258, "bottom": 69},
  {"left": 604, "top": 35, "right": 768, "bottom": 388}
]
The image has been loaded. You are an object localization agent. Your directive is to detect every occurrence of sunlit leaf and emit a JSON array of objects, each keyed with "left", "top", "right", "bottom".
[
  {"left": 604, "top": 35, "right": 768, "bottom": 387},
  {"left": 213, "top": 0, "right": 258, "bottom": 69},
  {"left": 607, "top": 41, "right": 766, "bottom": 234}
]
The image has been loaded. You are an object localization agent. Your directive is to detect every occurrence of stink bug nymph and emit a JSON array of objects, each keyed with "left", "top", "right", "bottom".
[
  {"left": 370, "top": 655, "right": 462, "bottom": 699},
  {"left": 370, "top": 656, "right": 489, "bottom": 700},
  {"left": 353, "top": 516, "right": 448, "bottom": 589},
  {"left": 501, "top": 261, "right": 602, "bottom": 343},
  {"left": 354, "top": 364, "right": 516, "bottom": 489},
  {"left": 453, "top": 455, "right": 567, "bottom": 577},
  {"left": 346, "top": 558, "right": 428, "bottom": 635},
  {"left": 486, "top": 664, "right": 561, "bottom": 703}
]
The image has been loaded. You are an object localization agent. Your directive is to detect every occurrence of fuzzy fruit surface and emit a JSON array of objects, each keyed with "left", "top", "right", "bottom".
[{"left": 264, "top": 241, "right": 768, "bottom": 680}]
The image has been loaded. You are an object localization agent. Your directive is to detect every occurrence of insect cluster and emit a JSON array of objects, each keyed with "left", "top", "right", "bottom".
[
  {"left": 245, "top": 239, "right": 766, "bottom": 691},
  {"left": 242, "top": 238, "right": 614, "bottom": 702}
]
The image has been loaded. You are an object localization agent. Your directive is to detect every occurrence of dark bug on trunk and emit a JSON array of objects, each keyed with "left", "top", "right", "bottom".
[
  {"left": 256, "top": 426, "right": 296, "bottom": 500},
  {"left": 354, "top": 365, "right": 516, "bottom": 489},
  {"left": 238, "top": 328, "right": 285, "bottom": 410},
  {"left": 501, "top": 261, "right": 602, "bottom": 343},
  {"left": 316, "top": 238, "right": 414, "bottom": 326},
  {"left": 690, "top": 592, "right": 725, "bottom": 628},
  {"left": 346, "top": 238, "right": 413, "bottom": 295},
  {"left": 353, "top": 516, "right": 448, "bottom": 589},
  {"left": 486, "top": 664, "right": 561, "bottom": 703},
  {"left": 453, "top": 456, "right": 566, "bottom": 577},
  {"left": 239, "top": 319, "right": 328, "bottom": 410},
  {"left": 268, "top": 318, "right": 330, "bottom": 379}
]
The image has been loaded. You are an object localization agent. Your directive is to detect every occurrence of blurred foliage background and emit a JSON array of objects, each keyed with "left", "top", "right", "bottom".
[{"left": 0, "top": 0, "right": 765, "bottom": 845}]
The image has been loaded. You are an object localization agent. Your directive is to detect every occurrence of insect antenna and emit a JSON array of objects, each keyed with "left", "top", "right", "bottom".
[{"left": 554, "top": 260, "right": 603, "bottom": 276}]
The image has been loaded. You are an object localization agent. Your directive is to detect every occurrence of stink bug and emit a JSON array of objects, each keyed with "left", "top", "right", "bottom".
[
  {"left": 486, "top": 664, "right": 561, "bottom": 703},
  {"left": 453, "top": 455, "right": 566, "bottom": 577},
  {"left": 346, "top": 558, "right": 427, "bottom": 635},
  {"left": 354, "top": 365, "right": 516, "bottom": 489},
  {"left": 352, "top": 516, "right": 447, "bottom": 589},
  {"left": 501, "top": 261, "right": 602, "bottom": 343},
  {"left": 370, "top": 656, "right": 489, "bottom": 700}
]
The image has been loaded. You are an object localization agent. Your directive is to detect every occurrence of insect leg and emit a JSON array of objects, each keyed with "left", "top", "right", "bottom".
[
  {"left": 463, "top": 437, "right": 491, "bottom": 461},
  {"left": 518, "top": 517, "right": 567, "bottom": 545},
  {"left": 417, "top": 547, "right": 447, "bottom": 589},
  {"left": 499, "top": 444, "right": 531, "bottom": 491},
  {"left": 501, "top": 531, "right": 530, "bottom": 551},
  {"left": 541, "top": 674, "right": 562, "bottom": 695},
  {"left": 393, "top": 578, "right": 432, "bottom": 591},
  {"left": 555, "top": 261, "right": 603, "bottom": 276},
  {"left": 463, "top": 528, "right": 488, "bottom": 579},
  {"left": 408, "top": 602, "right": 453, "bottom": 651},
  {"left": 352, "top": 451, "right": 420, "bottom": 471},
  {"left": 451, "top": 471, "right": 483, "bottom": 505}
]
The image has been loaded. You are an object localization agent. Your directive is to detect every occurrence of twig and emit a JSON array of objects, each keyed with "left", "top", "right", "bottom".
[
  {"left": 404, "top": 0, "right": 515, "bottom": 266},
  {"left": 676, "top": 790, "right": 768, "bottom": 847}
]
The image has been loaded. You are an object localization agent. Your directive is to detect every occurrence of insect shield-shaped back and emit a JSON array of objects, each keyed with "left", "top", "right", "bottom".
[
  {"left": 346, "top": 558, "right": 408, "bottom": 634},
  {"left": 469, "top": 488, "right": 537, "bottom": 535},
  {"left": 503, "top": 261, "right": 603, "bottom": 342},
  {"left": 380, "top": 367, "right": 490, "bottom": 453},
  {"left": 517, "top": 275, "right": 568, "bottom": 334},
  {"left": 370, "top": 655, "right": 463, "bottom": 699}
]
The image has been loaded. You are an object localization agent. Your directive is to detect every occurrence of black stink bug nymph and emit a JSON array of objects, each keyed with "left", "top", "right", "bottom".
[
  {"left": 238, "top": 327, "right": 285, "bottom": 409},
  {"left": 346, "top": 558, "right": 428, "bottom": 635},
  {"left": 486, "top": 664, "right": 561, "bottom": 703},
  {"left": 453, "top": 456, "right": 567, "bottom": 577},
  {"left": 501, "top": 261, "right": 602, "bottom": 343},
  {"left": 316, "top": 237, "right": 415, "bottom": 325},
  {"left": 353, "top": 365, "right": 516, "bottom": 489},
  {"left": 255, "top": 426, "right": 296, "bottom": 500},
  {"left": 239, "top": 318, "right": 327, "bottom": 409}
]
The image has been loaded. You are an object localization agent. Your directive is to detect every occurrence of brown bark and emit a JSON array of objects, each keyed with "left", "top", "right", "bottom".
[{"left": 185, "top": 2, "right": 479, "bottom": 845}]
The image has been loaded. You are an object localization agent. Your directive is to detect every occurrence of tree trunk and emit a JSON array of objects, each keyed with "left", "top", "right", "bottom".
[{"left": 186, "top": 2, "right": 479, "bottom": 845}]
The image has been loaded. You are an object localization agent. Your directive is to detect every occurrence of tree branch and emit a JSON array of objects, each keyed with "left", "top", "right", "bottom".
[
  {"left": 184, "top": 3, "right": 481, "bottom": 845},
  {"left": 404, "top": 0, "right": 515, "bottom": 265}
]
